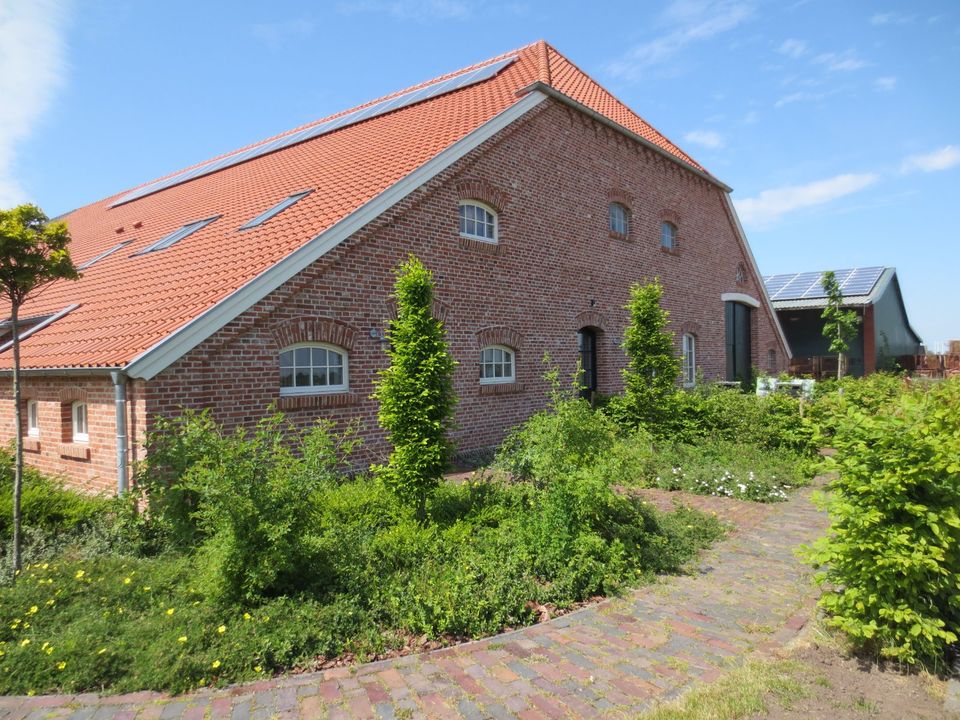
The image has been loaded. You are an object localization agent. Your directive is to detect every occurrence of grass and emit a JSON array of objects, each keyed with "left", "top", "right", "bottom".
[{"left": 638, "top": 660, "right": 808, "bottom": 720}]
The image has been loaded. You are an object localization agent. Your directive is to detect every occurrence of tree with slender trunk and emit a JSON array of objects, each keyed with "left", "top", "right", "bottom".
[
  {"left": 820, "top": 270, "right": 861, "bottom": 380},
  {"left": 373, "top": 255, "right": 456, "bottom": 523},
  {"left": 0, "top": 205, "right": 78, "bottom": 580}
]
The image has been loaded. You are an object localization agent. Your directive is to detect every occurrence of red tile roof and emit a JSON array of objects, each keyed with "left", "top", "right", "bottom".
[{"left": 1, "top": 41, "right": 713, "bottom": 372}]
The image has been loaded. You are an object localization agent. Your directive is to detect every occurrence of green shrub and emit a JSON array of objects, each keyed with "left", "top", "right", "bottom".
[
  {"left": 0, "top": 456, "right": 109, "bottom": 542},
  {"left": 806, "top": 377, "right": 960, "bottom": 665}
]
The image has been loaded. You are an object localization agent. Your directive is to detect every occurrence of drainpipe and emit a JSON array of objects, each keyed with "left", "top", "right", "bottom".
[{"left": 110, "top": 370, "right": 129, "bottom": 495}]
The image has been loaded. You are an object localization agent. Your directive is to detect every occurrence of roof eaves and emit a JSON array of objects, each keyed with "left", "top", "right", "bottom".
[
  {"left": 517, "top": 81, "right": 731, "bottom": 193},
  {"left": 123, "top": 90, "right": 549, "bottom": 381}
]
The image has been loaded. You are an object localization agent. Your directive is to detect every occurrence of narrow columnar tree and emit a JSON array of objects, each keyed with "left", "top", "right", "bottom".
[
  {"left": 820, "top": 270, "right": 861, "bottom": 380},
  {"left": 621, "top": 279, "right": 681, "bottom": 429},
  {"left": 0, "top": 205, "right": 78, "bottom": 579},
  {"left": 373, "top": 255, "right": 457, "bottom": 523}
]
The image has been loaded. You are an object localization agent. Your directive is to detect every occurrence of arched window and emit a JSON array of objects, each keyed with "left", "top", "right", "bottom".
[
  {"left": 608, "top": 202, "right": 629, "bottom": 235},
  {"left": 479, "top": 345, "right": 515, "bottom": 384},
  {"left": 279, "top": 343, "right": 348, "bottom": 395},
  {"left": 72, "top": 401, "right": 89, "bottom": 443},
  {"left": 458, "top": 201, "right": 497, "bottom": 243},
  {"left": 682, "top": 333, "right": 696, "bottom": 388},
  {"left": 661, "top": 221, "right": 678, "bottom": 250}
]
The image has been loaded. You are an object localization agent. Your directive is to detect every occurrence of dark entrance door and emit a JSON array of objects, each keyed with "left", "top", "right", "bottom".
[
  {"left": 578, "top": 328, "right": 597, "bottom": 399},
  {"left": 725, "top": 302, "right": 752, "bottom": 383}
]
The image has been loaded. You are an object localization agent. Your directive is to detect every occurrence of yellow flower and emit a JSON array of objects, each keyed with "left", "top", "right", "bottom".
[
  {"left": 211, "top": 660, "right": 221, "bottom": 669},
  {"left": 198, "top": 678, "right": 206, "bottom": 686},
  {"left": 27, "top": 606, "right": 38, "bottom": 615},
  {"left": 45, "top": 647, "right": 53, "bottom": 655},
  {"left": 97, "top": 648, "right": 107, "bottom": 655},
  {"left": 142, "top": 586, "right": 151, "bottom": 592},
  {"left": 26, "top": 690, "right": 34, "bottom": 697},
  {"left": 45, "top": 600, "right": 55, "bottom": 606},
  {"left": 0, "top": 650, "right": 5, "bottom": 657},
  {"left": 217, "top": 625, "right": 226, "bottom": 634},
  {"left": 20, "top": 639, "right": 30, "bottom": 647},
  {"left": 75, "top": 570, "right": 85, "bottom": 579},
  {"left": 254, "top": 665, "right": 262, "bottom": 673},
  {"left": 41, "top": 642, "right": 49, "bottom": 650},
  {"left": 166, "top": 608, "right": 175, "bottom": 616},
  {"left": 123, "top": 577, "right": 132, "bottom": 585},
  {"left": 23, "top": 623, "right": 30, "bottom": 629},
  {"left": 41, "top": 563, "right": 48, "bottom": 570},
  {"left": 178, "top": 636, "right": 187, "bottom": 643},
  {"left": 57, "top": 661, "right": 67, "bottom": 671},
  {"left": 243, "top": 613, "right": 251, "bottom": 621}
]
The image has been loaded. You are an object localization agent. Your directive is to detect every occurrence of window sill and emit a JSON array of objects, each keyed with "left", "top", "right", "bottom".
[
  {"left": 22, "top": 438, "right": 41, "bottom": 453},
  {"left": 277, "top": 392, "right": 358, "bottom": 410},
  {"left": 608, "top": 230, "right": 630, "bottom": 241},
  {"left": 58, "top": 443, "right": 90, "bottom": 461},
  {"left": 660, "top": 245, "right": 680, "bottom": 256},
  {"left": 458, "top": 236, "right": 503, "bottom": 256},
  {"left": 479, "top": 382, "right": 525, "bottom": 397}
]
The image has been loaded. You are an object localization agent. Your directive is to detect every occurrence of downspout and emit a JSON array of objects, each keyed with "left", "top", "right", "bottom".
[{"left": 110, "top": 370, "right": 129, "bottom": 495}]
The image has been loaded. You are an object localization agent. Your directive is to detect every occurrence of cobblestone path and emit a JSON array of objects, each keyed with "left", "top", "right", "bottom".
[{"left": 0, "top": 483, "right": 829, "bottom": 719}]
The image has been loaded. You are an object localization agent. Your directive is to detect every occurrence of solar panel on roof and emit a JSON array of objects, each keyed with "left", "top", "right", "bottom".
[
  {"left": 763, "top": 267, "right": 885, "bottom": 301},
  {"left": 110, "top": 55, "right": 518, "bottom": 208}
]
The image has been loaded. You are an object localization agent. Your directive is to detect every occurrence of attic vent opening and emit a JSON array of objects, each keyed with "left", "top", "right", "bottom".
[
  {"left": 239, "top": 190, "right": 313, "bottom": 230},
  {"left": 109, "top": 55, "right": 518, "bottom": 207},
  {"left": 134, "top": 216, "right": 220, "bottom": 256},
  {"left": 77, "top": 240, "right": 133, "bottom": 270}
]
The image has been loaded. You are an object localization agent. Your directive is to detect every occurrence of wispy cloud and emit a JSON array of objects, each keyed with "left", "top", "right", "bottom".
[
  {"left": 812, "top": 49, "right": 868, "bottom": 72},
  {"left": 900, "top": 145, "right": 960, "bottom": 174},
  {"left": 874, "top": 75, "right": 897, "bottom": 91},
  {"left": 777, "top": 38, "right": 808, "bottom": 58},
  {"left": 734, "top": 173, "right": 879, "bottom": 227},
  {"left": 870, "top": 11, "right": 913, "bottom": 25},
  {"left": 335, "top": 0, "right": 472, "bottom": 20},
  {"left": 251, "top": 18, "right": 315, "bottom": 49},
  {"left": 608, "top": 0, "right": 754, "bottom": 81},
  {"left": 774, "top": 90, "right": 826, "bottom": 108},
  {"left": 683, "top": 129, "right": 725, "bottom": 149},
  {"left": 0, "top": 0, "right": 69, "bottom": 208}
]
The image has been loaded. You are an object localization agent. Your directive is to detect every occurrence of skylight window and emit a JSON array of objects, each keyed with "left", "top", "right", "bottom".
[
  {"left": 77, "top": 240, "right": 132, "bottom": 270},
  {"left": 134, "top": 216, "right": 219, "bottom": 255},
  {"left": 239, "top": 190, "right": 312, "bottom": 230}
]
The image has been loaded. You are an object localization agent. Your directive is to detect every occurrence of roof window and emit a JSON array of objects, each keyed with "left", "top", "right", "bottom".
[
  {"left": 239, "top": 190, "right": 312, "bottom": 230},
  {"left": 134, "top": 216, "right": 219, "bottom": 255},
  {"left": 77, "top": 240, "right": 132, "bottom": 270}
]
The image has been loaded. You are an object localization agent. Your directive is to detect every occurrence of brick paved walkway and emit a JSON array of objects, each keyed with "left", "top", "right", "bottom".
[{"left": 0, "top": 483, "right": 829, "bottom": 719}]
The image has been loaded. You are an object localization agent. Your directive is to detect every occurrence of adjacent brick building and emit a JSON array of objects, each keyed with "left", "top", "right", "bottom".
[{"left": 0, "top": 41, "right": 789, "bottom": 494}]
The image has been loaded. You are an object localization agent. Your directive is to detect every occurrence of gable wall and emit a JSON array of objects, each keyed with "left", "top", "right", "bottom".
[{"left": 145, "top": 97, "right": 786, "bottom": 468}]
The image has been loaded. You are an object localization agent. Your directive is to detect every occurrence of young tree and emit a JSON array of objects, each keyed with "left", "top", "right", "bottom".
[
  {"left": 373, "top": 255, "right": 456, "bottom": 523},
  {"left": 0, "top": 205, "right": 78, "bottom": 579},
  {"left": 820, "top": 270, "right": 861, "bottom": 380},
  {"left": 621, "top": 279, "right": 681, "bottom": 429}
]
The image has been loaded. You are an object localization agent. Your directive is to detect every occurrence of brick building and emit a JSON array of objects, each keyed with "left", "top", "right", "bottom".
[{"left": 0, "top": 41, "right": 789, "bottom": 494}]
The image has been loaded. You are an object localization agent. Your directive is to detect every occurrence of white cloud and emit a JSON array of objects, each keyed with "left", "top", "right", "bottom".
[
  {"left": 870, "top": 12, "right": 913, "bottom": 25},
  {"left": 900, "top": 145, "right": 960, "bottom": 174},
  {"left": 683, "top": 129, "right": 725, "bottom": 149},
  {"left": 608, "top": 0, "right": 754, "bottom": 80},
  {"left": 774, "top": 90, "right": 824, "bottom": 107},
  {"left": 734, "top": 173, "right": 879, "bottom": 227},
  {"left": 778, "top": 38, "right": 807, "bottom": 58},
  {"left": 0, "top": 1, "right": 69, "bottom": 208},
  {"left": 336, "top": 0, "right": 471, "bottom": 20},
  {"left": 874, "top": 76, "right": 897, "bottom": 91},
  {"left": 251, "top": 18, "right": 315, "bottom": 49},
  {"left": 813, "top": 50, "right": 868, "bottom": 72}
]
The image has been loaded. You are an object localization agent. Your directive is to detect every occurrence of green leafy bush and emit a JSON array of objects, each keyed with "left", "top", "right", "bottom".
[
  {"left": 806, "top": 377, "right": 960, "bottom": 665},
  {"left": 0, "top": 456, "right": 109, "bottom": 542}
]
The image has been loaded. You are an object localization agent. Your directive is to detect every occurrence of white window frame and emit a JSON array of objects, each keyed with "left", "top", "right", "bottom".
[
  {"left": 279, "top": 342, "right": 349, "bottom": 396},
  {"left": 26, "top": 400, "right": 39, "bottom": 437},
  {"left": 661, "top": 221, "right": 677, "bottom": 250},
  {"left": 479, "top": 345, "right": 515, "bottom": 385},
  {"left": 682, "top": 334, "right": 696, "bottom": 388},
  {"left": 458, "top": 201, "right": 498, "bottom": 244},
  {"left": 609, "top": 202, "right": 629, "bottom": 235},
  {"left": 72, "top": 401, "right": 89, "bottom": 443}
]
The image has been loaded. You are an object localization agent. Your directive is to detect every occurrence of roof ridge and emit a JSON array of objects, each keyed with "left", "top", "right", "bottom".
[{"left": 104, "top": 42, "right": 541, "bottom": 207}]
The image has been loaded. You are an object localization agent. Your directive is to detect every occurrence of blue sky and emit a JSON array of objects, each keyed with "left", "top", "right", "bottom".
[{"left": 2, "top": 0, "right": 958, "bottom": 346}]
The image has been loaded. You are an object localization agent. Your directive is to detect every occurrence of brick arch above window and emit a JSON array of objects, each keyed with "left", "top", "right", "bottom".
[
  {"left": 679, "top": 321, "right": 702, "bottom": 337},
  {"left": 475, "top": 325, "right": 524, "bottom": 351},
  {"left": 58, "top": 387, "right": 88, "bottom": 404},
  {"left": 573, "top": 309, "right": 606, "bottom": 332},
  {"left": 270, "top": 317, "right": 358, "bottom": 353},
  {"left": 455, "top": 179, "right": 509, "bottom": 213},
  {"left": 606, "top": 188, "right": 633, "bottom": 207},
  {"left": 660, "top": 208, "right": 681, "bottom": 226}
]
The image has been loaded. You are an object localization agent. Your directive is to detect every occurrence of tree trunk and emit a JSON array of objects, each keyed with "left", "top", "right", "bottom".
[{"left": 10, "top": 303, "right": 23, "bottom": 580}]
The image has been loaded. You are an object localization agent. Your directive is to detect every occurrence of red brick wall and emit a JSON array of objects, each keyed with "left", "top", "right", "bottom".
[{"left": 147, "top": 98, "right": 788, "bottom": 468}]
